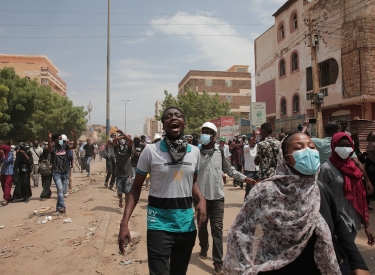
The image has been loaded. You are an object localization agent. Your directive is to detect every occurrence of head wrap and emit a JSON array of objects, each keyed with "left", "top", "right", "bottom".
[
  {"left": 224, "top": 138, "right": 340, "bottom": 274},
  {"left": 329, "top": 132, "right": 368, "bottom": 224},
  {"left": 0, "top": 145, "right": 11, "bottom": 160}
]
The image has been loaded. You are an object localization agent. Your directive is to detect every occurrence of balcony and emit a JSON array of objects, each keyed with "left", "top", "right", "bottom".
[{"left": 40, "top": 67, "right": 67, "bottom": 97}]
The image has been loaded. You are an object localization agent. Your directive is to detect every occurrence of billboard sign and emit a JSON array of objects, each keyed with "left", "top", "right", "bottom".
[
  {"left": 251, "top": 102, "right": 266, "bottom": 128},
  {"left": 210, "top": 116, "right": 235, "bottom": 128}
]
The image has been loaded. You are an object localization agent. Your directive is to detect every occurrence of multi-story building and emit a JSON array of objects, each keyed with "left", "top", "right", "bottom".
[
  {"left": 143, "top": 100, "right": 164, "bottom": 139},
  {"left": 255, "top": 0, "right": 375, "bottom": 134},
  {"left": 0, "top": 54, "right": 67, "bottom": 97},
  {"left": 178, "top": 65, "right": 251, "bottom": 118}
]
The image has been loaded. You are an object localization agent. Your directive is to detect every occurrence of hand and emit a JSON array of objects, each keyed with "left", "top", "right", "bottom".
[
  {"left": 366, "top": 182, "right": 374, "bottom": 195},
  {"left": 48, "top": 130, "right": 52, "bottom": 140},
  {"left": 303, "top": 119, "right": 309, "bottom": 127},
  {"left": 118, "top": 223, "right": 132, "bottom": 255},
  {"left": 71, "top": 129, "right": 77, "bottom": 138},
  {"left": 350, "top": 269, "right": 370, "bottom": 275},
  {"left": 364, "top": 226, "right": 375, "bottom": 246},
  {"left": 194, "top": 199, "right": 207, "bottom": 228},
  {"left": 245, "top": 177, "right": 256, "bottom": 185},
  {"left": 19, "top": 150, "right": 24, "bottom": 154}
]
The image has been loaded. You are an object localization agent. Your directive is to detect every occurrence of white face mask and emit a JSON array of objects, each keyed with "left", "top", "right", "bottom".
[{"left": 335, "top": 147, "right": 353, "bottom": 159}]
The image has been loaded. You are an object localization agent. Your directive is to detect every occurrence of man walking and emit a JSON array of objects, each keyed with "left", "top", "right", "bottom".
[
  {"left": 83, "top": 139, "right": 95, "bottom": 177},
  {"left": 197, "top": 122, "right": 256, "bottom": 275},
  {"left": 30, "top": 140, "right": 43, "bottom": 187},
  {"left": 113, "top": 130, "right": 133, "bottom": 208},
  {"left": 118, "top": 107, "right": 206, "bottom": 275},
  {"left": 103, "top": 134, "right": 117, "bottom": 190},
  {"left": 254, "top": 122, "right": 280, "bottom": 181},
  {"left": 47, "top": 130, "right": 77, "bottom": 214},
  {"left": 229, "top": 136, "right": 244, "bottom": 188}
]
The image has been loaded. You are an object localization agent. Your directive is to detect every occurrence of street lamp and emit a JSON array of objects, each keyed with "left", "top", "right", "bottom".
[{"left": 121, "top": 99, "right": 130, "bottom": 133}]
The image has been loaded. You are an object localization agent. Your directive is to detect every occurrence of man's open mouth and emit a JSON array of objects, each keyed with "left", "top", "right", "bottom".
[{"left": 171, "top": 122, "right": 180, "bottom": 131}]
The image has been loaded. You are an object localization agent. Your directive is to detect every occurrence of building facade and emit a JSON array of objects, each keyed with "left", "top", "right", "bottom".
[
  {"left": 178, "top": 65, "right": 252, "bottom": 118},
  {"left": 0, "top": 54, "right": 67, "bottom": 97},
  {"left": 255, "top": 0, "right": 375, "bottom": 134}
]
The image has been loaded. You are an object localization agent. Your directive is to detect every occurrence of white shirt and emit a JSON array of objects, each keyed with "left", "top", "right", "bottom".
[{"left": 243, "top": 144, "right": 259, "bottom": 172}]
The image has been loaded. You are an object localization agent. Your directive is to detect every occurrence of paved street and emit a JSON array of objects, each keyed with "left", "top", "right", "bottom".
[{"left": 0, "top": 160, "right": 374, "bottom": 275}]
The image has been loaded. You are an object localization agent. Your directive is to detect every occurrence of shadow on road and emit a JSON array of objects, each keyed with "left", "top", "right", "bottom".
[
  {"left": 189, "top": 252, "right": 214, "bottom": 274},
  {"left": 91, "top": 205, "right": 122, "bottom": 214}
]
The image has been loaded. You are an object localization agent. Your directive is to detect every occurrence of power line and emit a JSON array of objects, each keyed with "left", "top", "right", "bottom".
[{"left": 0, "top": 23, "right": 270, "bottom": 27}]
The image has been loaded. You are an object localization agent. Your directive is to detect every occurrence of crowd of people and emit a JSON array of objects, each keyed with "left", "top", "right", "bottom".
[
  {"left": 2, "top": 110, "right": 375, "bottom": 275},
  {"left": 116, "top": 107, "right": 374, "bottom": 275}
]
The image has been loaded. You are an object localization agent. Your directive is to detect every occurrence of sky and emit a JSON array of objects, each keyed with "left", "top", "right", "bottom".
[{"left": 0, "top": 0, "right": 285, "bottom": 136}]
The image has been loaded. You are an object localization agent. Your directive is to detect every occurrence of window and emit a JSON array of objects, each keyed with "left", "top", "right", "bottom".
[
  {"left": 280, "top": 59, "right": 286, "bottom": 77},
  {"left": 306, "top": 58, "right": 339, "bottom": 91},
  {"left": 280, "top": 98, "right": 286, "bottom": 115},
  {"left": 292, "top": 52, "right": 298, "bottom": 71},
  {"left": 293, "top": 94, "right": 299, "bottom": 113},
  {"left": 293, "top": 14, "right": 298, "bottom": 30},
  {"left": 280, "top": 25, "right": 285, "bottom": 39},
  {"left": 236, "top": 68, "right": 247, "bottom": 72},
  {"left": 226, "top": 95, "right": 232, "bottom": 103},
  {"left": 205, "top": 79, "right": 212, "bottom": 87},
  {"left": 225, "top": 80, "right": 232, "bottom": 87},
  {"left": 41, "top": 78, "right": 49, "bottom": 85}
]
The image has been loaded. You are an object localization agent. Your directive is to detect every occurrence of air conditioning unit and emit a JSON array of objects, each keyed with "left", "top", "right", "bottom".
[{"left": 312, "top": 34, "right": 319, "bottom": 47}]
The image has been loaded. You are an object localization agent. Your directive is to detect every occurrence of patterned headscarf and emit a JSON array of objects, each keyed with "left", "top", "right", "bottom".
[{"left": 224, "top": 138, "right": 340, "bottom": 275}]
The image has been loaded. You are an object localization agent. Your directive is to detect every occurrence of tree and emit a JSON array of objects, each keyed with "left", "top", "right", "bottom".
[
  {"left": 0, "top": 67, "right": 87, "bottom": 142},
  {"left": 157, "top": 87, "right": 230, "bottom": 133}
]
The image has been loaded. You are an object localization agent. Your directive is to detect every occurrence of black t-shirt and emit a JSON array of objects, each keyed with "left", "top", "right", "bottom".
[
  {"left": 83, "top": 144, "right": 95, "bottom": 157},
  {"left": 115, "top": 143, "right": 132, "bottom": 178},
  {"left": 51, "top": 144, "right": 70, "bottom": 174},
  {"left": 131, "top": 144, "right": 145, "bottom": 167}
]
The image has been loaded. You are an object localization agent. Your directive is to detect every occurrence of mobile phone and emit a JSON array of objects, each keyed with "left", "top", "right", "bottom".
[{"left": 309, "top": 118, "right": 317, "bottom": 124}]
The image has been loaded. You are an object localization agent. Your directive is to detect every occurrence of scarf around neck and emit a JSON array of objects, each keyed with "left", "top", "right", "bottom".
[
  {"left": 224, "top": 141, "right": 340, "bottom": 275},
  {"left": 329, "top": 132, "right": 368, "bottom": 224},
  {"left": 163, "top": 133, "right": 187, "bottom": 163}
]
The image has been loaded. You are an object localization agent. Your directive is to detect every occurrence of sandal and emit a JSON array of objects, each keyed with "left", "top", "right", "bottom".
[
  {"left": 119, "top": 198, "right": 124, "bottom": 208},
  {"left": 2, "top": 200, "right": 8, "bottom": 206}
]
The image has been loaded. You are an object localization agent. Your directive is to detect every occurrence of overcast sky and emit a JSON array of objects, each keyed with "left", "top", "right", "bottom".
[{"left": 0, "top": 0, "right": 284, "bottom": 135}]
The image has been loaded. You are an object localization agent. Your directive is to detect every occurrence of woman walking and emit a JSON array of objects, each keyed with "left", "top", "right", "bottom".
[
  {"left": 0, "top": 144, "right": 13, "bottom": 206},
  {"left": 12, "top": 142, "right": 33, "bottom": 203},
  {"left": 225, "top": 132, "right": 369, "bottom": 275},
  {"left": 319, "top": 132, "right": 374, "bottom": 274},
  {"left": 39, "top": 147, "right": 52, "bottom": 200}
]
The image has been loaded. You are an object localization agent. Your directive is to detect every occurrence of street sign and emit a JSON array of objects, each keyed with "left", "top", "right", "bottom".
[{"left": 251, "top": 102, "right": 266, "bottom": 128}]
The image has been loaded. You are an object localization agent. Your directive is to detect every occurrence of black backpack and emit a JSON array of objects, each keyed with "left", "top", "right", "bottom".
[{"left": 39, "top": 155, "right": 51, "bottom": 176}]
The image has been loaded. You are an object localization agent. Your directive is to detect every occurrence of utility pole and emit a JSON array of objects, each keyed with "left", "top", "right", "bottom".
[
  {"left": 106, "top": 0, "right": 111, "bottom": 140},
  {"left": 308, "top": 12, "right": 323, "bottom": 138}
]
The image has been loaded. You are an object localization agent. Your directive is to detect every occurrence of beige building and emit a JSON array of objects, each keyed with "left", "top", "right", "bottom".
[
  {"left": 255, "top": 0, "right": 375, "bottom": 134},
  {"left": 143, "top": 100, "right": 164, "bottom": 140},
  {"left": 178, "top": 65, "right": 251, "bottom": 118},
  {"left": 0, "top": 54, "right": 67, "bottom": 97}
]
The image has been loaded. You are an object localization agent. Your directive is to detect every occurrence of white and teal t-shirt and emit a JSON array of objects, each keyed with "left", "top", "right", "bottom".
[{"left": 136, "top": 139, "right": 200, "bottom": 233}]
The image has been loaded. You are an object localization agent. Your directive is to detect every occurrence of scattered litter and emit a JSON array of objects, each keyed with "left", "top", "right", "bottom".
[
  {"left": 0, "top": 225, "right": 5, "bottom": 229},
  {"left": 38, "top": 216, "right": 53, "bottom": 225},
  {"left": 22, "top": 245, "right": 34, "bottom": 249},
  {"left": 63, "top": 218, "right": 72, "bottom": 223},
  {"left": 12, "top": 239, "right": 19, "bottom": 242},
  {"left": 88, "top": 227, "right": 97, "bottom": 232},
  {"left": 83, "top": 198, "right": 94, "bottom": 203},
  {"left": 59, "top": 237, "right": 71, "bottom": 241},
  {"left": 73, "top": 239, "right": 90, "bottom": 246},
  {"left": 86, "top": 232, "right": 94, "bottom": 237},
  {"left": 119, "top": 260, "right": 133, "bottom": 266},
  {"left": 34, "top": 207, "right": 52, "bottom": 214},
  {"left": 12, "top": 224, "right": 23, "bottom": 228},
  {"left": 370, "top": 257, "right": 375, "bottom": 261}
]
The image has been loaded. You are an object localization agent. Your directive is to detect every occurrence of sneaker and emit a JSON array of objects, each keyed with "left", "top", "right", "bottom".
[
  {"left": 199, "top": 250, "right": 207, "bottom": 259},
  {"left": 214, "top": 263, "right": 223, "bottom": 275},
  {"left": 64, "top": 193, "right": 68, "bottom": 198},
  {"left": 24, "top": 197, "right": 30, "bottom": 203},
  {"left": 87, "top": 173, "right": 90, "bottom": 177},
  {"left": 58, "top": 208, "right": 66, "bottom": 214}
]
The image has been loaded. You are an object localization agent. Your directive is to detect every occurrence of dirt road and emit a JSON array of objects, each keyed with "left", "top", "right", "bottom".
[{"left": 0, "top": 160, "right": 374, "bottom": 275}]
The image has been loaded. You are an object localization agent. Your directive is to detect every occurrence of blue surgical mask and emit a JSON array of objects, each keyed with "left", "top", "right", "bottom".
[
  {"left": 58, "top": 140, "right": 63, "bottom": 146},
  {"left": 286, "top": 148, "right": 320, "bottom": 175},
  {"left": 200, "top": 134, "right": 211, "bottom": 145}
]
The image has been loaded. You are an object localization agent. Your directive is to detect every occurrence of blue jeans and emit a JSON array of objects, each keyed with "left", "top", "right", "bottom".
[
  {"left": 86, "top": 157, "right": 92, "bottom": 173},
  {"left": 52, "top": 172, "right": 68, "bottom": 210}
]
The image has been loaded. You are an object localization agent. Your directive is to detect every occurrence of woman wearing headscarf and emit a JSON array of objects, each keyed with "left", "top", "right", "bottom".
[
  {"left": 0, "top": 144, "right": 13, "bottom": 206},
  {"left": 224, "top": 132, "right": 369, "bottom": 275},
  {"left": 12, "top": 142, "right": 33, "bottom": 203},
  {"left": 319, "top": 132, "right": 374, "bottom": 274},
  {"left": 39, "top": 147, "right": 52, "bottom": 200}
]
